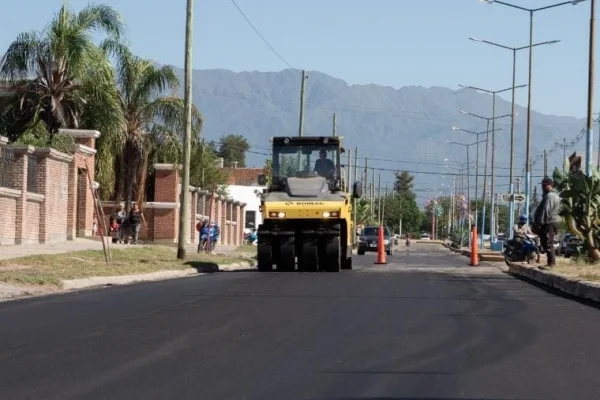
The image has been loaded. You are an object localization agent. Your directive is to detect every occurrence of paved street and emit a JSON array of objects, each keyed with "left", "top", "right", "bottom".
[{"left": 1, "top": 243, "right": 600, "bottom": 399}]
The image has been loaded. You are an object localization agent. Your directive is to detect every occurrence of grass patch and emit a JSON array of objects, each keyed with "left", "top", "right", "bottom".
[
  {"left": 0, "top": 246, "right": 250, "bottom": 287},
  {"left": 550, "top": 258, "right": 600, "bottom": 282},
  {"left": 236, "top": 244, "right": 257, "bottom": 254}
]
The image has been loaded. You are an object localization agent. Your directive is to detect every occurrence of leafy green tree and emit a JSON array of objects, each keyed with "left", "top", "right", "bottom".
[
  {"left": 394, "top": 171, "right": 415, "bottom": 197},
  {"left": 217, "top": 134, "right": 250, "bottom": 167},
  {"left": 0, "top": 3, "right": 125, "bottom": 147},
  {"left": 263, "top": 159, "right": 272, "bottom": 186},
  {"left": 189, "top": 140, "right": 228, "bottom": 191},
  {"left": 99, "top": 41, "right": 203, "bottom": 206}
]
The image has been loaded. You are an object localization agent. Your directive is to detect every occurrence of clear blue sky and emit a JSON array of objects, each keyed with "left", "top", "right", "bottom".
[{"left": 0, "top": 0, "right": 594, "bottom": 119}]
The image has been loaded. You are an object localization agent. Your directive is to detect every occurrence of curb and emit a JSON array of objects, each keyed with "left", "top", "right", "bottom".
[
  {"left": 506, "top": 261, "right": 600, "bottom": 303},
  {"left": 444, "top": 243, "right": 504, "bottom": 262},
  {"left": 61, "top": 260, "right": 256, "bottom": 291}
]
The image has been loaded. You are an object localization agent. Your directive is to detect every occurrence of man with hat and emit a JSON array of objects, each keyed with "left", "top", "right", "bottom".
[{"left": 532, "top": 176, "right": 561, "bottom": 269}]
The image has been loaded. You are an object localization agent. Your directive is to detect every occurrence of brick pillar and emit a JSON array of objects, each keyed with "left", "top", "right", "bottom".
[
  {"left": 35, "top": 149, "right": 73, "bottom": 243},
  {"left": 189, "top": 189, "right": 197, "bottom": 244},
  {"left": 233, "top": 200, "right": 241, "bottom": 246},
  {"left": 153, "top": 163, "right": 180, "bottom": 243},
  {"left": 12, "top": 145, "right": 35, "bottom": 244},
  {"left": 220, "top": 198, "right": 227, "bottom": 245},
  {"left": 65, "top": 130, "right": 99, "bottom": 238},
  {"left": 240, "top": 203, "right": 247, "bottom": 245}
]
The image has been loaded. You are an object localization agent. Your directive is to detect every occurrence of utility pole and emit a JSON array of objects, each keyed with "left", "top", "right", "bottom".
[
  {"left": 333, "top": 113, "right": 337, "bottom": 137},
  {"left": 177, "top": 0, "right": 194, "bottom": 260},
  {"left": 377, "top": 173, "right": 382, "bottom": 224},
  {"left": 382, "top": 184, "right": 388, "bottom": 224},
  {"left": 371, "top": 167, "right": 375, "bottom": 202},
  {"left": 564, "top": 138, "right": 568, "bottom": 173},
  {"left": 543, "top": 149, "right": 548, "bottom": 177},
  {"left": 298, "top": 70, "right": 307, "bottom": 137},
  {"left": 516, "top": 177, "right": 522, "bottom": 216},
  {"left": 346, "top": 149, "right": 351, "bottom": 192},
  {"left": 399, "top": 218, "right": 402, "bottom": 237},
  {"left": 352, "top": 147, "right": 358, "bottom": 248},
  {"left": 364, "top": 158, "right": 368, "bottom": 194},
  {"left": 586, "top": 0, "right": 596, "bottom": 176}
]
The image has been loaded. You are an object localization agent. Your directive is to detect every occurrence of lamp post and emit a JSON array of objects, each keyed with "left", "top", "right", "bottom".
[
  {"left": 480, "top": 0, "right": 586, "bottom": 216},
  {"left": 448, "top": 138, "right": 489, "bottom": 242},
  {"left": 444, "top": 159, "right": 472, "bottom": 234},
  {"left": 458, "top": 84, "right": 527, "bottom": 243},
  {"left": 451, "top": 127, "right": 500, "bottom": 241},
  {"left": 468, "top": 37, "right": 559, "bottom": 238},
  {"left": 459, "top": 111, "right": 513, "bottom": 247}
]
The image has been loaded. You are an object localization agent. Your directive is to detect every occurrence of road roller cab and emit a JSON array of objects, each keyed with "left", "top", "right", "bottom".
[{"left": 256, "top": 136, "right": 362, "bottom": 272}]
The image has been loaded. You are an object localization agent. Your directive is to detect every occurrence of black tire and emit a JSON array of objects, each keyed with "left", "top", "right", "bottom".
[
  {"left": 277, "top": 237, "right": 295, "bottom": 271},
  {"left": 342, "top": 256, "right": 352, "bottom": 270},
  {"left": 324, "top": 236, "right": 341, "bottom": 272},
  {"left": 357, "top": 249, "right": 365, "bottom": 255},
  {"left": 257, "top": 239, "right": 273, "bottom": 271},
  {"left": 298, "top": 238, "right": 318, "bottom": 271}
]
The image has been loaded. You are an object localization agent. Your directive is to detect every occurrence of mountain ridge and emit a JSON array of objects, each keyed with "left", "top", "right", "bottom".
[{"left": 164, "top": 65, "right": 586, "bottom": 202}]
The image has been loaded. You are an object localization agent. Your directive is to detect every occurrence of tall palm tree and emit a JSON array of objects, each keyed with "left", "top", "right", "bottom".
[
  {"left": 101, "top": 41, "right": 203, "bottom": 209},
  {"left": 0, "top": 4, "right": 125, "bottom": 146}
]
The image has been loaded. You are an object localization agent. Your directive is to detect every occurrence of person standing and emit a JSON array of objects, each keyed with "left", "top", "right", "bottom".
[
  {"left": 532, "top": 177, "right": 561, "bottom": 269},
  {"left": 116, "top": 204, "right": 127, "bottom": 243},
  {"left": 128, "top": 203, "right": 146, "bottom": 244}
]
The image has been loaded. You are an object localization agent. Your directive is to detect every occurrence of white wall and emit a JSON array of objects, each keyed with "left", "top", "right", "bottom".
[{"left": 227, "top": 185, "right": 266, "bottom": 229}]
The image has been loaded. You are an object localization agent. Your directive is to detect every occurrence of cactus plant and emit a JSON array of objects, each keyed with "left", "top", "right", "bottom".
[{"left": 553, "top": 166, "right": 600, "bottom": 261}]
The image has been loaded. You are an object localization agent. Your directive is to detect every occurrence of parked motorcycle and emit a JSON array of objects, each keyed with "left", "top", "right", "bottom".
[{"left": 503, "top": 234, "right": 541, "bottom": 266}]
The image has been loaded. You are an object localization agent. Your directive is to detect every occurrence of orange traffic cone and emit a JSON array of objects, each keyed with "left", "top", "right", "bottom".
[
  {"left": 374, "top": 225, "right": 387, "bottom": 265},
  {"left": 469, "top": 224, "right": 479, "bottom": 266}
]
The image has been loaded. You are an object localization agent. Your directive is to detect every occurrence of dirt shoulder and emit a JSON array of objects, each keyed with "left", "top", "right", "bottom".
[{"left": 0, "top": 246, "right": 252, "bottom": 288}]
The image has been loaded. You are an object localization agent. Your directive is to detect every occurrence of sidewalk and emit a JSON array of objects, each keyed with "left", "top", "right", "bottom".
[{"left": 0, "top": 238, "right": 105, "bottom": 261}]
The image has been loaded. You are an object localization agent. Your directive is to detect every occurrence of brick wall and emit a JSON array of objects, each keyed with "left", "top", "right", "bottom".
[
  {"left": 100, "top": 165, "right": 247, "bottom": 246},
  {"left": 1, "top": 132, "right": 247, "bottom": 247},
  {"left": 0, "top": 130, "right": 97, "bottom": 246}
]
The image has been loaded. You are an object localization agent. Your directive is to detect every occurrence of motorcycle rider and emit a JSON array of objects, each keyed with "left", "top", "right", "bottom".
[{"left": 514, "top": 214, "right": 536, "bottom": 242}]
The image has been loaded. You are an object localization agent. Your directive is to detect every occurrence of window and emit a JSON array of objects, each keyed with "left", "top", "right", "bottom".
[
  {"left": 272, "top": 144, "right": 340, "bottom": 180},
  {"left": 245, "top": 210, "right": 256, "bottom": 229}
]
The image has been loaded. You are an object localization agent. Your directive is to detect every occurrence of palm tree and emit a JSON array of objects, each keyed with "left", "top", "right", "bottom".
[
  {"left": 0, "top": 4, "right": 125, "bottom": 146},
  {"left": 101, "top": 41, "right": 203, "bottom": 209}
]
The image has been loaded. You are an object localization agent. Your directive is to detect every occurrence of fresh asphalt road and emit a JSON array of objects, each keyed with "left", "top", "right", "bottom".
[{"left": 2, "top": 244, "right": 600, "bottom": 400}]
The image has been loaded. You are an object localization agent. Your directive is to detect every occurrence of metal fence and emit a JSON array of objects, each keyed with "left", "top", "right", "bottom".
[
  {"left": 27, "top": 154, "right": 38, "bottom": 193},
  {"left": 0, "top": 147, "right": 15, "bottom": 188}
]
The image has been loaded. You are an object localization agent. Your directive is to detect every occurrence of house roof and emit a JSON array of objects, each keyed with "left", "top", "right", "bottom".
[{"left": 222, "top": 168, "right": 265, "bottom": 186}]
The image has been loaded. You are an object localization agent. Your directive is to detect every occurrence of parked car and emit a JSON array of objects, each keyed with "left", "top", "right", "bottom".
[
  {"left": 420, "top": 233, "right": 430, "bottom": 240},
  {"left": 358, "top": 226, "right": 393, "bottom": 256}
]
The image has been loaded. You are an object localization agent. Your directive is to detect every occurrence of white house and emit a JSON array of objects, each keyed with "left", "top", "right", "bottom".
[{"left": 226, "top": 185, "right": 266, "bottom": 231}]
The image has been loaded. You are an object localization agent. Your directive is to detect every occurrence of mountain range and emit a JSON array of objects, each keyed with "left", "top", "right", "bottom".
[{"left": 167, "top": 66, "right": 586, "bottom": 204}]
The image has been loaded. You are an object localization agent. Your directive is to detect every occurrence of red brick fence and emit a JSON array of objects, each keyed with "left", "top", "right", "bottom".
[
  {"left": 1, "top": 131, "right": 247, "bottom": 247},
  {"left": 100, "top": 164, "right": 248, "bottom": 246}
]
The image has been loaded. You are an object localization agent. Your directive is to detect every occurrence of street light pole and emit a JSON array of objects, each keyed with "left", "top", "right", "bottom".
[
  {"left": 468, "top": 37, "right": 560, "bottom": 238},
  {"left": 448, "top": 139, "right": 487, "bottom": 245},
  {"left": 587, "top": 0, "right": 596, "bottom": 176},
  {"left": 480, "top": 0, "right": 587, "bottom": 220},
  {"left": 177, "top": 0, "right": 194, "bottom": 260},
  {"left": 458, "top": 111, "right": 512, "bottom": 248},
  {"left": 458, "top": 84, "right": 526, "bottom": 242}
]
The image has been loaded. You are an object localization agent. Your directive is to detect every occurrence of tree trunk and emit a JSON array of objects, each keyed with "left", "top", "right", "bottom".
[
  {"left": 115, "top": 154, "right": 126, "bottom": 206},
  {"left": 586, "top": 230, "right": 600, "bottom": 261}
]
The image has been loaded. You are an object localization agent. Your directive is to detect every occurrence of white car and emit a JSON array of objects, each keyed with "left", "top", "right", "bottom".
[{"left": 420, "top": 233, "right": 430, "bottom": 240}]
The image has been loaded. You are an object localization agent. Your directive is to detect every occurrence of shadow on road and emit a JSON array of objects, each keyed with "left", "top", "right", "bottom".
[
  {"left": 183, "top": 261, "right": 257, "bottom": 273},
  {"left": 320, "top": 397, "right": 540, "bottom": 400},
  {"left": 507, "top": 271, "right": 600, "bottom": 310}
]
